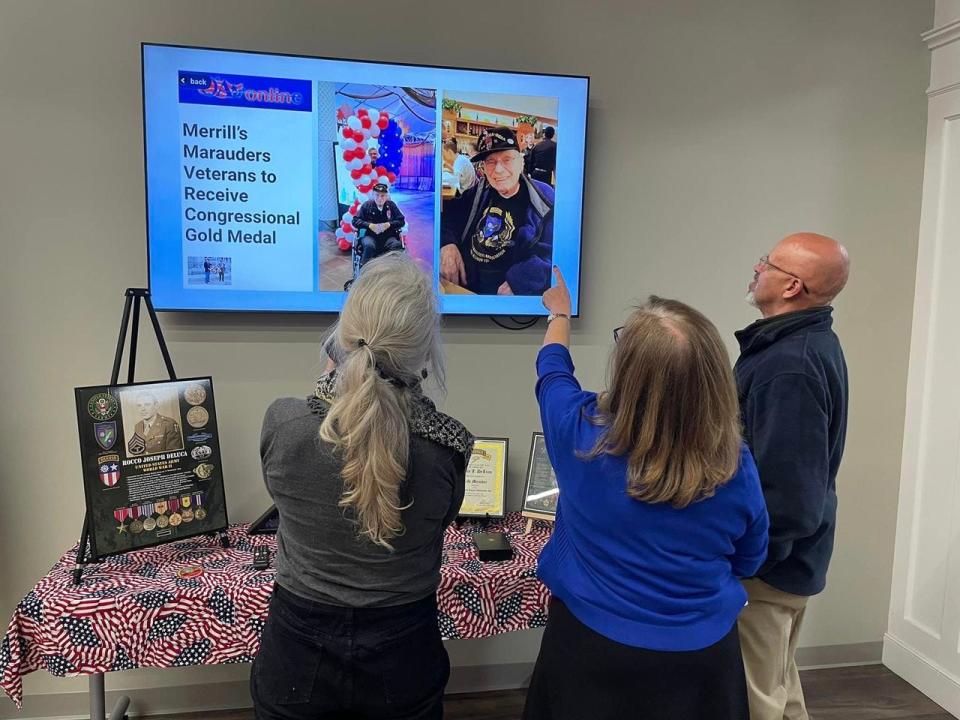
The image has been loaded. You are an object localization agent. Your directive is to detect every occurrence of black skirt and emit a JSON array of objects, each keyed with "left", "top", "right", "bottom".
[
  {"left": 250, "top": 584, "right": 449, "bottom": 720},
  {"left": 523, "top": 598, "right": 749, "bottom": 720}
]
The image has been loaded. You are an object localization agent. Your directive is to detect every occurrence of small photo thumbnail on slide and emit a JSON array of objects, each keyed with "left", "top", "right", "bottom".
[
  {"left": 187, "top": 256, "right": 232, "bottom": 286},
  {"left": 318, "top": 83, "right": 437, "bottom": 292},
  {"left": 439, "top": 90, "right": 558, "bottom": 298}
]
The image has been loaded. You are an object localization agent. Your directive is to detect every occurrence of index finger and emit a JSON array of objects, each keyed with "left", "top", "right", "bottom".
[{"left": 552, "top": 265, "right": 568, "bottom": 288}]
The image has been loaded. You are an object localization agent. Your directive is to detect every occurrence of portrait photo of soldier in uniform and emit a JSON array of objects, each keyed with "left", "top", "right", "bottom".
[{"left": 120, "top": 387, "right": 184, "bottom": 457}]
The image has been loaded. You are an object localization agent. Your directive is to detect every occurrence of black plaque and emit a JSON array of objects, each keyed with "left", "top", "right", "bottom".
[{"left": 74, "top": 377, "right": 228, "bottom": 559}]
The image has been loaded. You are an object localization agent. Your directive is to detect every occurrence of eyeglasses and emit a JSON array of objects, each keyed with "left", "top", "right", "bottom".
[
  {"left": 481, "top": 155, "right": 520, "bottom": 171},
  {"left": 613, "top": 326, "right": 624, "bottom": 343},
  {"left": 758, "top": 254, "right": 809, "bottom": 294}
]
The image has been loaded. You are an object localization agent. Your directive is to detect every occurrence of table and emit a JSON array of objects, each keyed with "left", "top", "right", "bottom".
[{"left": 0, "top": 513, "right": 551, "bottom": 712}]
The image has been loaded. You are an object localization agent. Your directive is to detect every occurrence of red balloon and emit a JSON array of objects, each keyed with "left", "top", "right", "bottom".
[
  {"left": 342, "top": 150, "right": 352, "bottom": 161},
  {"left": 378, "top": 117, "right": 389, "bottom": 129},
  {"left": 357, "top": 108, "right": 369, "bottom": 117},
  {"left": 347, "top": 205, "right": 357, "bottom": 215},
  {"left": 341, "top": 221, "right": 353, "bottom": 233},
  {"left": 350, "top": 169, "right": 362, "bottom": 180},
  {"left": 362, "top": 163, "right": 372, "bottom": 174},
  {"left": 375, "top": 166, "right": 387, "bottom": 176},
  {"left": 387, "top": 171, "right": 397, "bottom": 183},
  {"left": 338, "top": 237, "right": 352, "bottom": 251},
  {"left": 361, "top": 116, "right": 372, "bottom": 129}
]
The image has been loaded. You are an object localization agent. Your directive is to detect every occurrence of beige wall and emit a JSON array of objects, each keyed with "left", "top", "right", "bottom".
[{"left": 0, "top": 0, "right": 931, "bottom": 711}]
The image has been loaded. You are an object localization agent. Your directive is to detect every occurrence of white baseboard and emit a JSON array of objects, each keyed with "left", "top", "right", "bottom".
[
  {"left": 796, "top": 640, "right": 883, "bottom": 669},
  {"left": 883, "top": 633, "right": 960, "bottom": 717},
  {"left": 0, "top": 642, "right": 885, "bottom": 719}
]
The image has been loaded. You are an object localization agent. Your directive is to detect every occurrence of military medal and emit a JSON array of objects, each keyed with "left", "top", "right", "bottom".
[
  {"left": 194, "top": 463, "right": 215, "bottom": 480},
  {"left": 169, "top": 512, "right": 182, "bottom": 526},
  {"left": 154, "top": 499, "right": 168, "bottom": 516},
  {"left": 182, "top": 508, "right": 194, "bottom": 522},
  {"left": 143, "top": 517, "right": 157, "bottom": 531},
  {"left": 176, "top": 565, "right": 203, "bottom": 579},
  {"left": 192, "top": 491, "right": 206, "bottom": 521},
  {"left": 130, "top": 519, "right": 144, "bottom": 534},
  {"left": 186, "top": 406, "right": 209, "bottom": 428},
  {"left": 191, "top": 445, "right": 212, "bottom": 461},
  {"left": 157, "top": 514, "right": 170, "bottom": 529},
  {"left": 183, "top": 384, "right": 207, "bottom": 405},
  {"left": 114, "top": 507, "right": 131, "bottom": 533}
]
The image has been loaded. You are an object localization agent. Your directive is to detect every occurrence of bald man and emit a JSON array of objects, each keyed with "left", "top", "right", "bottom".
[{"left": 735, "top": 233, "right": 850, "bottom": 720}]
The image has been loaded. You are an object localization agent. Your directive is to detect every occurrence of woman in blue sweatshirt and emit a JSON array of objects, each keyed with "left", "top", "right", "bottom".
[{"left": 523, "top": 268, "right": 769, "bottom": 720}]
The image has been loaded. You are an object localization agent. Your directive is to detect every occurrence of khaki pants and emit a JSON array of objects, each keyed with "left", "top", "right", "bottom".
[{"left": 738, "top": 578, "right": 810, "bottom": 720}]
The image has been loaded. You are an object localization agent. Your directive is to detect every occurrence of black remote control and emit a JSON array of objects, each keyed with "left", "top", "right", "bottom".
[{"left": 252, "top": 546, "right": 271, "bottom": 570}]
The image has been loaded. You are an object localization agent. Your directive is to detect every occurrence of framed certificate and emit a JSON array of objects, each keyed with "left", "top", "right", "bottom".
[
  {"left": 458, "top": 437, "right": 509, "bottom": 518},
  {"left": 522, "top": 432, "right": 559, "bottom": 521},
  {"left": 74, "top": 377, "right": 228, "bottom": 560}
]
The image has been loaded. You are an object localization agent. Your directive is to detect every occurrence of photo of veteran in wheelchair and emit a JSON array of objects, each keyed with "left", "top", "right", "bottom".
[{"left": 343, "top": 182, "right": 407, "bottom": 291}]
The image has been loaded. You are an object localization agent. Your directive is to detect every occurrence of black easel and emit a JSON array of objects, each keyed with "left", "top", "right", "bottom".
[{"left": 72, "top": 288, "right": 226, "bottom": 585}]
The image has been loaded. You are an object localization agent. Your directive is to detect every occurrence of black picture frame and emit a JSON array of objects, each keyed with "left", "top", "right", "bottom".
[
  {"left": 522, "top": 432, "right": 559, "bottom": 520},
  {"left": 458, "top": 437, "right": 510, "bottom": 519},
  {"left": 248, "top": 504, "right": 280, "bottom": 535}
]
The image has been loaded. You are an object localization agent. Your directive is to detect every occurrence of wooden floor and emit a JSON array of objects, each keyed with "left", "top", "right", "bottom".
[{"left": 144, "top": 665, "right": 951, "bottom": 719}]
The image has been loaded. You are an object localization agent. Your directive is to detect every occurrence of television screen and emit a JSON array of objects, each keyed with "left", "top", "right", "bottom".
[{"left": 142, "top": 44, "right": 588, "bottom": 315}]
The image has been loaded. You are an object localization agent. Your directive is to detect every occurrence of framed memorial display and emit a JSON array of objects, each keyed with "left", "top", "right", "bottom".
[
  {"left": 458, "top": 437, "right": 509, "bottom": 519},
  {"left": 74, "top": 377, "right": 228, "bottom": 559},
  {"left": 522, "top": 432, "right": 559, "bottom": 522}
]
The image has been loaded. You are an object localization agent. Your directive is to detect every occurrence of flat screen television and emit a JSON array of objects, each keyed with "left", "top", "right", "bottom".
[{"left": 142, "top": 43, "right": 588, "bottom": 315}]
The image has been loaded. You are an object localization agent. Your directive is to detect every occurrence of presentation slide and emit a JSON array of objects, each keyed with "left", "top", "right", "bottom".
[{"left": 143, "top": 44, "right": 588, "bottom": 315}]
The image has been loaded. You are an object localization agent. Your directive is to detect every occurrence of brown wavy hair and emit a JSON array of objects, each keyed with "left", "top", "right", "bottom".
[{"left": 583, "top": 296, "right": 742, "bottom": 508}]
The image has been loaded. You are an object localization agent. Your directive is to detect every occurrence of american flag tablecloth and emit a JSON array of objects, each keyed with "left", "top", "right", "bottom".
[{"left": 1, "top": 514, "right": 551, "bottom": 708}]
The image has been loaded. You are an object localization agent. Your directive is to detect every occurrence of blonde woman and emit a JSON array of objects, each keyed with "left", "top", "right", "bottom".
[
  {"left": 523, "top": 268, "right": 769, "bottom": 720},
  {"left": 251, "top": 253, "right": 473, "bottom": 720}
]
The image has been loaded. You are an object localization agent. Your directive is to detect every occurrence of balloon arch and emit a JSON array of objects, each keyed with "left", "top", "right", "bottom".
[{"left": 334, "top": 108, "right": 405, "bottom": 251}]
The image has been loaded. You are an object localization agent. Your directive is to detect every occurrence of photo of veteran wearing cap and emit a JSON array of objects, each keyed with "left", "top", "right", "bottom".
[
  {"left": 351, "top": 182, "right": 406, "bottom": 268},
  {"left": 121, "top": 388, "right": 184, "bottom": 456},
  {"left": 440, "top": 125, "right": 555, "bottom": 296}
]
